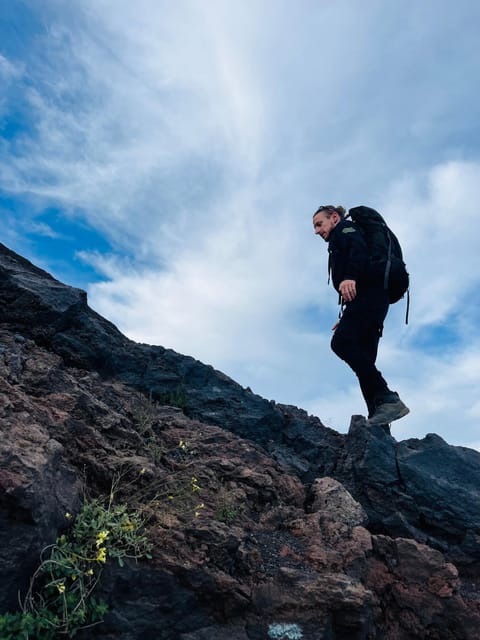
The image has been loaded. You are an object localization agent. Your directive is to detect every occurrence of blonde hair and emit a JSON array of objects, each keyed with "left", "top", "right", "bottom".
[{"left": 313, "top": 205, "right": 346, "bottom": 219}]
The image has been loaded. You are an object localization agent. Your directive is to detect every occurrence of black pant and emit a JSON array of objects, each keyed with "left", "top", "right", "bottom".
[{"left": 331, "top": 288, "right": 393, "bottom": 417}]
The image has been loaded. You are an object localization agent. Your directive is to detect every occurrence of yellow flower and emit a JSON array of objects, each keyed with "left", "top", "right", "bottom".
[
  {"left": 140, "top": 467, "right": 146, "bottom": 475},
  {"left": 65, "top": 512, "right": 72, "bottom": 520},
  {"left": 96, "top": 530, "right": 109, "bottom": 547},
  {"left": 86, "top": 568, "right": 94, "bottom": 576},
  {"left": 179, "top": 440, "right": 187, "bottom": 450},
  {"left": 96, "top": 547, "right": 107, "bottom": 563},
  {"left": 57, "top": 582, "right": 66, "bottom": 593},
  {"left": 194, "top": 503, "right": 205, "bottom": 518},
  {"left": 71, "top": 574, "right": 77, "bottom": 581}
]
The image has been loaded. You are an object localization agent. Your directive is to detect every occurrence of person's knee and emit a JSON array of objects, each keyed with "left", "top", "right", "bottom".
[{"left": 331, "top": 330, "right": 350, "bottom": 360}]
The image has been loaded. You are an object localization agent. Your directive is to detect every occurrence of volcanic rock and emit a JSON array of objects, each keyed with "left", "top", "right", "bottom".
[{"left": 1, "top": 242, "right": 480, "bottom": 638}]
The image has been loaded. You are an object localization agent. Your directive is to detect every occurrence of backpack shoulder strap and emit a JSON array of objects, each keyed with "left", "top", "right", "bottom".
[{"left": 384, "top": 228, "right": 393, "bottom": 289}]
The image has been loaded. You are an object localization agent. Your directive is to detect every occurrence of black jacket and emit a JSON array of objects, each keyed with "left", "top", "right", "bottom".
[{"left": 328, "top": 219, "right": 370, "bottom": 293}]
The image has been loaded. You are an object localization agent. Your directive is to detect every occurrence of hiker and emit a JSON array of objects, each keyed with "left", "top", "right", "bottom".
[{"left": 312, "top": 204, "right": 409, "bottom": 426}]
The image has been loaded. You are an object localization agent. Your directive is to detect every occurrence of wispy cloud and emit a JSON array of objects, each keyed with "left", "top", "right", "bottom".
[
  {"left": 0, "top": 53, "right": 22, "bottom": 80},
  {"left": 30, "top": 221, "right": 62, "bottom": 239},
  {"left": 380, "top": 161, "right": 480, "bottom": 328}
]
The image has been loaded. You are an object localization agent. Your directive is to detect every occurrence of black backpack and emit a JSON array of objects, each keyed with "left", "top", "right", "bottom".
[{"left": 347, "top": 206, "right": 410, "bottom": 321}]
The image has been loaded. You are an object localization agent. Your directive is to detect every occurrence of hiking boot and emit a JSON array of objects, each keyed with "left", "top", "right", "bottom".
[{"left": 367, "top": 398, "right": 410, "bottom": 426}]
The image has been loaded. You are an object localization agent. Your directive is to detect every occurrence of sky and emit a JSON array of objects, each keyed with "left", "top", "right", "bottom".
[{"left": 1, "top": 0, "right": 480, "bottom": 449}]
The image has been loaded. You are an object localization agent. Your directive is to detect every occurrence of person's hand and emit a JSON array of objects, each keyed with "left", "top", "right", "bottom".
[{"left": 339, "top": 279, "right": 356, "bottom": 302}]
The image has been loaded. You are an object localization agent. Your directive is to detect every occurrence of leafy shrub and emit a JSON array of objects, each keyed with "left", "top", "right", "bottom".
[{"left": 0, "top": 481, "right": 152, "bottom": 639}]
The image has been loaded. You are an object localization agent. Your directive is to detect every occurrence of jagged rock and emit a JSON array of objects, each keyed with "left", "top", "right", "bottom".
[
  {"left": 2, "top": 242, "right": 480, "bottom": 638},
  {"left": 307, "top": 477, "right": 367, "bottom": 527},
  {"left": 367, "top": 536, "right": 480, "bottom": 639},
  {"left": 0, "top": 342, "right": 83, "bottom": 610},
  {"left": 337, "top": 416, "right": 480, "bottom": 566}
]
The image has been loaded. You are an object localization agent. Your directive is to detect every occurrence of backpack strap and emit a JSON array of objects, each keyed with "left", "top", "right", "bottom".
[{"left": 384, "top": 228, "right": 392, "bottom": 291}]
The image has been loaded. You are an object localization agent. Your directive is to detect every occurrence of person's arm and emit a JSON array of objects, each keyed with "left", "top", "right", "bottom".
[{"left": 338, "top": 225, "right": 368, "bottom": 301}]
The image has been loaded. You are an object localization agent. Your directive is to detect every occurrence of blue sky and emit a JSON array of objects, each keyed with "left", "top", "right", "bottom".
[{"left": 1, "top": 0, "right": 480, "bottom": 448}]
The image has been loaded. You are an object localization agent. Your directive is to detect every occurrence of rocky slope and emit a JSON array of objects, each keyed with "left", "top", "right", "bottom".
[{"left": 1, "top": 242, "right": 480, "bottom": 639}]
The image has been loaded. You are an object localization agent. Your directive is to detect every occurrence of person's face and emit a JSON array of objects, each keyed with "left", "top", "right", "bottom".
[{"left": 313, "top": 211, "right": 339, "bottom": 241}]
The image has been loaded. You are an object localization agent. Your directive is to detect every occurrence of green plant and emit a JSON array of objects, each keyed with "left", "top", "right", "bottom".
[
  {"left": 145, "top": 436, "right": 164, "bottom": 464},
  {"left": 112, "top": 442, "right": 204, "bottom": 527},
  {"left": 214, "top": 486, "right": 243, "bottom": 524},
  {"left": 131, "top": 392, "right": 159, "bottom": 436},
  {"left": 216, "top": 503, "right": 239, "bottom": 523},
  {"left": 157, "top": 384, "right": 188, "bottom": 410},
  {"left": 0, "top": 478, "right": 152, "bottom": 639},
  {"left": 154, "top": 470, "right": 205, "bottom": 522}
]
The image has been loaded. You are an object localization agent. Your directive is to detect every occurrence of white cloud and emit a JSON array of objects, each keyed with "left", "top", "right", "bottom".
[
  {"left": 80, "top": 192, "right": 326, "bottom": 364},
  {"left": 0, "top": 54, "right": 23, "bottom": 80},
  {"left": 380, "top": 161, "right": 480, "bottom": 328},
  {"left": 30, "top": 222, "right": 62, "bottom": 239},
  {"left": 0, "top": 0, "right": 270, "bottom": 248}
]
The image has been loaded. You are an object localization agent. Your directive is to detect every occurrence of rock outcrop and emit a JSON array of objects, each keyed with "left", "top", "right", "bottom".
[{"left": 1, "top": 242, "right": 480, "bottom": 639}]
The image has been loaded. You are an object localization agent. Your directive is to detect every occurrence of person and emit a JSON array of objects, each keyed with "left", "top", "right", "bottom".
[{"left": 312, "top": 204, "right": 409, "bottom": 426}]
